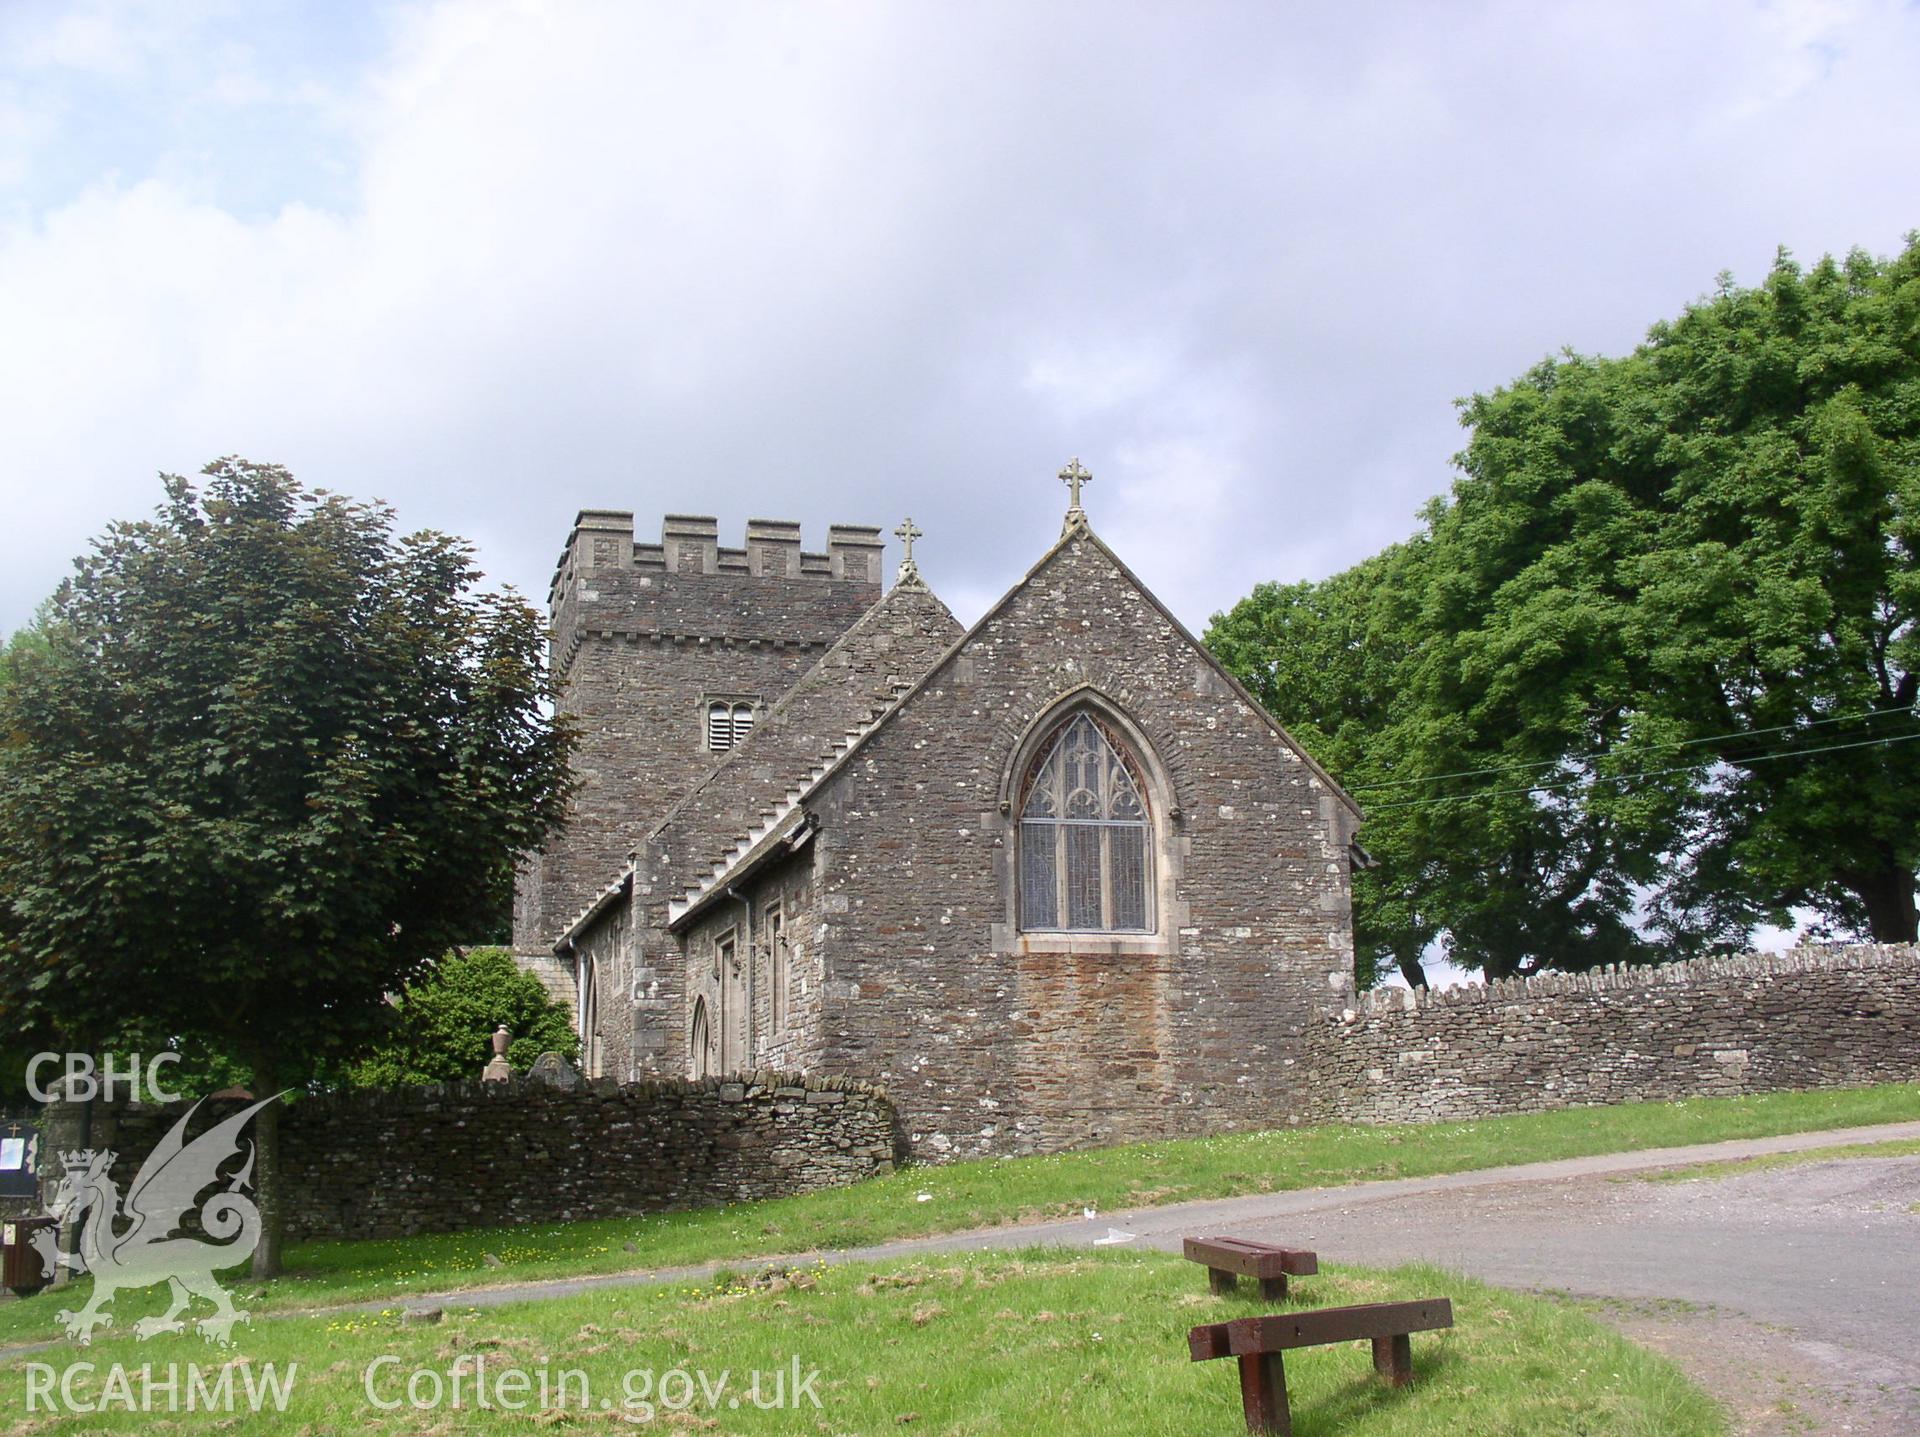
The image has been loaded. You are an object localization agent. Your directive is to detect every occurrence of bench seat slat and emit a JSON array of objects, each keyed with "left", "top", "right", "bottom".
[
  {"left": 1182, "top": 1237, "right": 1319, "bottom": 1279},
  {"left": 1190, "top": 1299, "right": 1454, "bottom": 1362},
  {"left": 1225, "top": 1299, "right": 1453, "bottom": 1354}
]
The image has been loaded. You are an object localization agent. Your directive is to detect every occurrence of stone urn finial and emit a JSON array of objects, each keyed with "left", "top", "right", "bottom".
[{"left": 482, "top": 1025, "right": 513, "bottom": 1083}]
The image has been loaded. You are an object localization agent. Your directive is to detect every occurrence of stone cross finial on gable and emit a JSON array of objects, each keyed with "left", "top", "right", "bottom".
[
  {"left": 893, "top": 516, "right": 926, "bottom": 588},
  {"left": 1059, "top": 457, "right": 1092, "bottom": 533}
]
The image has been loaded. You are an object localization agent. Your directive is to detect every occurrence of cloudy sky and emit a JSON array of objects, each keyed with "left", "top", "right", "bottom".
[{"left": 2, "top": 0, "right": 1917, "bottom": 636}]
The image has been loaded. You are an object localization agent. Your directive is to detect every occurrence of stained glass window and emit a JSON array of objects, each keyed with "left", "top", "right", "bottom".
[{"left": 1018, "top": 713, "right": 1154, "bottom": 932}]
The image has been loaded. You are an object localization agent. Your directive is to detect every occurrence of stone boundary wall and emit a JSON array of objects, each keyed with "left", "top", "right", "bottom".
[
  {"left": 44, "top": 1072, "right": 900, "bottom": 1243},
  {"left": 1315, "top": 943, "right": 1920, "bottom": 1124}
]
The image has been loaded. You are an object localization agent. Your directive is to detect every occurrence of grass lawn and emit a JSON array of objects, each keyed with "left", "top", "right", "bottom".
[
  {"left": 0, "top": 1250, "right": 1725, "bottom": 1435},
  {"left": 1, "top": 1081, "right": 1912, "bottom": 1348}
]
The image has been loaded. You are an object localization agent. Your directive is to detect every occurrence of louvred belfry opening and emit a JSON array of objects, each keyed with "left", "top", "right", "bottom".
[{"left": 1018, "top": 712, "right": 1154, "bottom": 932}]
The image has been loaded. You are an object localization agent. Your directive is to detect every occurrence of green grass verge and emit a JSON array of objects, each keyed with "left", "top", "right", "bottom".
[
  {"left": 1643, "top": 1135, "right": 1920, "bottom": 1183},
  {"left": 0, "top": 1251, "right": 1726, "bottom": 1435},
  {"left": 1, "top": 1082, "right": 1912, "bottom": 1348}
]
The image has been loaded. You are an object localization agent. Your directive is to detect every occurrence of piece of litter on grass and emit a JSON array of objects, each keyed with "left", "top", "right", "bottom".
[
  {"left": 1093, "top": 1228, "right": 1136, "bottom": 1246},
  {"left": 916, "top": 1192, "right": 933, "bottom": 1202},
  {"left": 1083, "top": 1206, "right": 1097, "bottom": 1220}
]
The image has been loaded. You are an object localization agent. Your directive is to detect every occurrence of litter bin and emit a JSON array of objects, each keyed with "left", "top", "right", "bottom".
[{"left": 1, "top": 1216, "right": 57, "bottom": 1296}]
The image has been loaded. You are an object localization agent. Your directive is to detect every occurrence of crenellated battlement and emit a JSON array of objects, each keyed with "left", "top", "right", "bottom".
[
  {"left": 550, "top": 512, "right": 883, "bottom": 606},
  {"left": 545, "top": 512, "right": 885, "bottom": 683}
]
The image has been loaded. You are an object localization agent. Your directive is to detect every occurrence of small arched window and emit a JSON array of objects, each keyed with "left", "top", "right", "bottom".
[{"left": 1018, "top": 713, "right": 1154, "bottom": 932}]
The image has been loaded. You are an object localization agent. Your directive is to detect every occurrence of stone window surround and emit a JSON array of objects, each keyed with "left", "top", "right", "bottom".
[
  {"left": 987, "top": 686, "right": 1188, "bottom": 957},
  {"left": 765, "top": 898, "right": 790, "bottom": 1035},
  {"left": 578, "top": 951, "right": 602, "bottom": 1078},
  {"left": 703, "top": 693, "right": 763, "bottom": 751}
]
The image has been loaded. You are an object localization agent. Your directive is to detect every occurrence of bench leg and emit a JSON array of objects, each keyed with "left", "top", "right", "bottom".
[
  {"left": 1236, "top": 1351, "right": 1291, "bottom": 1435},
  {"left": 1371, "top": 1333, "right": 1413, "bottom": 1387},
  {"left": 1208, "top": 1267, "right": 1237, "bottom": 1296},
  {"left": 1257, "top": 1274, "right": 1289, "bottom": 1302}
]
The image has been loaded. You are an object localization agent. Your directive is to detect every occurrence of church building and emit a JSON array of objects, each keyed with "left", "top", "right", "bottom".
[{"left": 513, "top": 465, "right": 1363, "bottom": 1159}]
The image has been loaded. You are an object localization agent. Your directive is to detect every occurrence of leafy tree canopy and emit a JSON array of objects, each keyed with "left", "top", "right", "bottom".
[
  {"left": 0, "top": 459, "right": 575, "bottom": 1269},
  {"left": 351, "top": 946, "right": 580, "bottom": 1087},
  {"left": 1209, "top": 236, "right": 1920, "bottom": 984}
]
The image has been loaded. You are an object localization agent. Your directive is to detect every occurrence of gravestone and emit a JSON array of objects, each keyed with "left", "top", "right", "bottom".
[{"left": 527, "top": 1051, "right": 582, "bottom": 1091}]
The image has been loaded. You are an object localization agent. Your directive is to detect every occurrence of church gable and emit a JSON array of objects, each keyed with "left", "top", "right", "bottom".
[{"left": 794, "top": 521, "right": 1359, "bottom": 1157}]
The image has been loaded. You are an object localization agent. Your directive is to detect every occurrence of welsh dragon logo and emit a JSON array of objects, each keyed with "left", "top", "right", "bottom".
[{"left": 42, "top": 1095, "right": 283, "bottom": 1345}]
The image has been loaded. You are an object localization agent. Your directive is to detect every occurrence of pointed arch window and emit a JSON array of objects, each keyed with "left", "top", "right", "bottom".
[{"left": 1018, "top": 713, "right": 1154, "bottom": 932}]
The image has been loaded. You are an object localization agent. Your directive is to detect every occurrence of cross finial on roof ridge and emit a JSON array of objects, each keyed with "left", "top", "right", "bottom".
[
  {"left": 893, "top": 516, "right": 926, "bottom": 588},
  {"left": 1059, "top": 457, "right": 1092, "bottom": 534}
]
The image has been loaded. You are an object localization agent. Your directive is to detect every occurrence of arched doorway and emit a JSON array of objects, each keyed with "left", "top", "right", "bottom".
[{"left": 690, "top": 997, "right": 712, "bottom": 1079}]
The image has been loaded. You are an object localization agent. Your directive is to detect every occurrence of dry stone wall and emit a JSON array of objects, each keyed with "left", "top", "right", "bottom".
[
  {"left": 44, "top": 1073, "right": 899, "bottom": 1243},
  {"left": 1316, "top": 944, "right": 1920, "bottom": 1124}
]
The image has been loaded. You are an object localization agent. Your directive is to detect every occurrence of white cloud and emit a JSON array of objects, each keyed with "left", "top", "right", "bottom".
[{"left": 2, "top": 0, "right": 1918, "bottom": 633}]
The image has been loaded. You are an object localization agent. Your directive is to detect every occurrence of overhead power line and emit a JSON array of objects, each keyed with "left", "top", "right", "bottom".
[
  {"left": 1347, "top": 704, "right": 1918, "bottom": 794},
  {"left": 1364, "top": 727, "right": 1920, "bottom": 814}
]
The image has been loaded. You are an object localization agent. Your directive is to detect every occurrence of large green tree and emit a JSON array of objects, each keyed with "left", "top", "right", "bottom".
[
  {"left": 1211, "top": 236, "right": 1920, "bottom": 979},
  {"left": 1209, "top": 544, "right": 1446, "bottom": 988},
  {"left": 0, "top": 608, "right": 59, "bottom": 1102},
  {"left": 0, "top": 460, "right": 574, "bottom": 1273},
  {"left": 351, "top": 946, "right": 580, "bottom": 1087}
]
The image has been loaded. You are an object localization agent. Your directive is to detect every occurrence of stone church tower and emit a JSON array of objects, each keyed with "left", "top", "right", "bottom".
[{"left": 512, "top": 511, "right": 885, "bottom": 1015}]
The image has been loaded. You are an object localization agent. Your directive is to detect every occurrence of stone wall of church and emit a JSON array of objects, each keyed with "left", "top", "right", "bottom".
[
  {"left": 1313, "top": 943, "right": 1920, "bottom": 1124},
  {"left": 570, "top": 886, "right": 632, "bottom": 1080},
  {"left": 805, "top": 531, "right": 1358, "bottom": 1160},
  {"left": 44, "top": 1073, "right": 900, "bottom": 1244},
  {"left": 679, "top": 850, "right": 830, "bottom": 1081},
  {"left": 632, "top": 581, "right": 964, "bottom": 1085}
]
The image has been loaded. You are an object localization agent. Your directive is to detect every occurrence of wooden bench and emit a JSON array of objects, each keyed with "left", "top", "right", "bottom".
[
  {"left": 1188, "top": 1298, "right": 1454, "bottom": 1435},
  {"left": 1182, "top": 1236, "right": 1319, "bottom": 1300}
]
